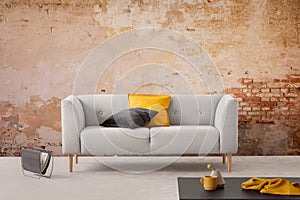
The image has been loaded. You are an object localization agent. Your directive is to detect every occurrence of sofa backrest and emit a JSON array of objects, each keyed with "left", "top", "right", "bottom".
[
  {"left": 169, "top": 94, "right": 222, "bottom": 125},
  {"left": 77, "top": 94, "right": 223, "bottom": 126}
]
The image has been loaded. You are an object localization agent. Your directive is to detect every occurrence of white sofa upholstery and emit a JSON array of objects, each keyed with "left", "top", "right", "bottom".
[{"left": 61, "top": 94, "right": 238, "bottom": 172}]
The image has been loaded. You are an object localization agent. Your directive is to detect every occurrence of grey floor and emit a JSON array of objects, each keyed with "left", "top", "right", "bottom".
[{"left": 1, "top": 156, "right": 300, "bottom": 200}]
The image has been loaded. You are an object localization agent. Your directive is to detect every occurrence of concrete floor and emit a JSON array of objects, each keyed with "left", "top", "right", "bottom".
[{"left": 1, "top": 156, "right": 300, "bottom": 200}]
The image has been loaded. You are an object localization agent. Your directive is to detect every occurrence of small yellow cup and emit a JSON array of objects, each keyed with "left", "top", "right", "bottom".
[{"left": 200, "top": 176, "right": 218, "bottom": 191}]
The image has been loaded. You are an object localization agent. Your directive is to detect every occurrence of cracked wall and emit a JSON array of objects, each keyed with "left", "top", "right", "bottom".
[{"left": 0, "top": 0, "right": 299, "bottom": 156}]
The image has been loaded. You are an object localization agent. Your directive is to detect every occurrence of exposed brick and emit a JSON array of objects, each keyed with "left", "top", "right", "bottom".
[
  {"left": 234, "top": 93, "right": 246, "bottom": 98},
  {"left": 286, "top": 83, "right": 300, "bottom": 88},
  {"left": 280, "top": 107, "right": 289, "bottom": 111},
  {"left": 266, "top": 111, "right": 276, "bottom": 116},
  {"left": 252, "top": 88, "right": 260, "bottom": 93},
  {"left": 226, "top": 88, "right": 241, "bottom": 94},
  {"left": 248, "top": 111, "right": 262, "bottom": 116},
  {"left": 261, "top": 88, "right": 270, "bottom": 93},
  {"left": 267, "top": 82, "right": 287, "bottom": 88},
  {"left": 289, "top": 110, "right": 299, "bottom": 115},
  {"left": 238, "top": 115, "right": 248, "bottom": 121},
  {"left": 242, "top": 78, "right": 253, "bottom": 84},
  {"left": 277, "top": 116, "right": 289, "bottom": 120},
  {"left": 289, "top": 97, "right": 298, "bottom": 102},
  {"left": 237, "top": 98, "right": 243, "bottom": 102},
  {"left": 274, "top": 79, "right": 281, "bottom": 82},
  {"left": 285, "top": 102, "right": 295, "bottom": 107},
  {"left": 261, "top": 102, "right": 277, "bottom": 107},
  {"left": 289, "top": 116, "right": 299, "bottom": 120},
  {"left": 271, "top": 88, "right": 280, "bottom": 93},
  {"left": 243, "top": 107, "right": 251, "bottom": 111},
  {"left": 288, "top": 76, "right": 300, "bottom": 83},
  {"left": 289, "top": 88, "right": 300, "bottom": 93},
  {"left": 248, "top": 116, "right": 261, "bottom": 121},
  {"left": 239, "top": 111, "right": 247, "bottom": 115},
  {"left": 251, "top": 82, "right": 263, "bottom": 88},
  {"left": 273, "top": 93, "right": 282, "bottom": 97},
  {"left": 256, "top": 120, "right": 275, "bottom": 124},
  {"left": 277, "top": 102, "right": 289, "bottom": 107},
  {"left": 252, "top": 107, "right": 261, "bottom": 111},
  {"left": 261, "top": 97, "right": 270, "bottom": 101},
  {"left": 270, "top": 97, "right": 279, "bottom": 102},
  {"left": 239, "top": 102, "right": 247, "bottom": 106},
  {"left": 243, "top": 97, "right": 261, "bottom": 102},
  {"left": 262, "top": 107, "right": 270, "bottom": 111},
  {"left": 248, "top": 102, "right": 260, "bottom": 107},
  {"left": 279, "top": 97, "right": 289, "bottom": 102},
  {"left": 261, "top": 116, "right": 271, "bottom": 121},
  {"left": 285, "top": 93, "right": 298, "bottom": 98},
  {"left": 259, "top": 93, "right": 278, "bottom": 97}
]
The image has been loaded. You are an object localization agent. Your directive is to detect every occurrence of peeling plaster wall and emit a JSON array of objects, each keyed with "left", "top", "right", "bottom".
[{"left": 0, "top": 0, "right": 299, "bottom": 156}]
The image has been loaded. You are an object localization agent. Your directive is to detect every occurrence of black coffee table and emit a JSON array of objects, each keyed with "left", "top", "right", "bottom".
[{"left": 178, "top": 177, "right": 300, "bottom": 200}]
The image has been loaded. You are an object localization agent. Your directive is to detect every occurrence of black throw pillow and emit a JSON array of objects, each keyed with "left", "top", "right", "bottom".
[{"left": 100, "top": 108, "right": 158, "bottom": 129}]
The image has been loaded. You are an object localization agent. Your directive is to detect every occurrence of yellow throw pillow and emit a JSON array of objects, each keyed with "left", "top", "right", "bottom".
[{"left": 128, "top": 94, "right": 171, "bottom": 126}]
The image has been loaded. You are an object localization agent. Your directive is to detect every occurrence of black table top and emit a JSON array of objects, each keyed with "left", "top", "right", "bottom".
[{"left": 178, "top": 177, "right": 300, "bottom": 200}]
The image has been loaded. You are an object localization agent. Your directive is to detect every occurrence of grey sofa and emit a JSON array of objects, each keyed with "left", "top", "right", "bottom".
[{"left": 61, "top": 94, "right": 238, "bottom": 172}]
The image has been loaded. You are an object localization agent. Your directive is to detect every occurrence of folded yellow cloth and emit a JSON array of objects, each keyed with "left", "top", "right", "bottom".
[{"left": 241, "top": 177, "right": 300, "bottom": 195}]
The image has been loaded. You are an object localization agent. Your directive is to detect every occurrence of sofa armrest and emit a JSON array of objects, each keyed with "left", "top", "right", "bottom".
[
  {"left": 215, "top": 95, "right": 238, "bottom": 154},
  {"left": 61, "top": 95, "right": 85, "bottom": 155}
]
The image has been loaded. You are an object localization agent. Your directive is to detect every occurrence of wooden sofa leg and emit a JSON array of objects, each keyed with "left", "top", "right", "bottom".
[
  {"left": 74, "top": 154, "right": 78, "bottom": 164},
  {"left": 227, "top": 154, "right": 232, "bottom": 172},
  {"left": 222, "top": 154, "right": 226, "bottom": 164},
  {"left": 68, "top": 155, "right": 73, "bottom": 172}
]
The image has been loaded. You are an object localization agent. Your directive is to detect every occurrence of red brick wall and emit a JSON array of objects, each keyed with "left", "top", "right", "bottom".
[{"left": 226, "top": 74, "right": 300, "bottom": 155}]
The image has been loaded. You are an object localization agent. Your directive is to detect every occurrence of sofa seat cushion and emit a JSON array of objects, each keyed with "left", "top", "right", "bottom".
[
  {"left": 81, "top": 126, "right": 151, "bottom": 154},
  {"left": 149, "top": 126, "right": 220, "bottom": 154}
]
